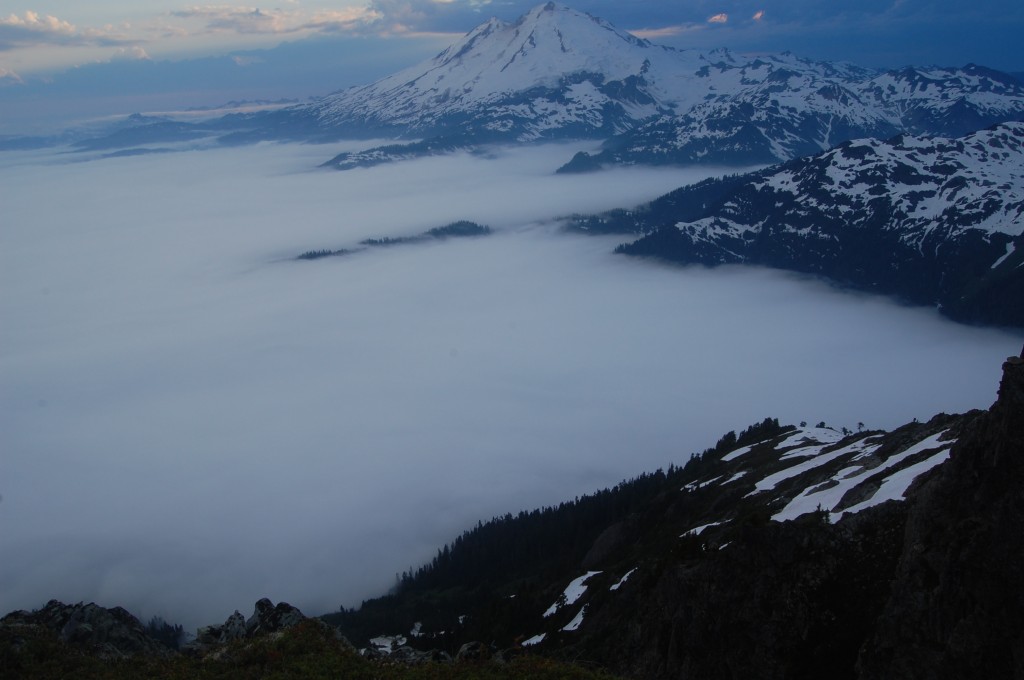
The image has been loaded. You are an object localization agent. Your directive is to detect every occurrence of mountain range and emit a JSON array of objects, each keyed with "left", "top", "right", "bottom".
[
  {"left": 25, "top": 2, "right": 1024, "bottom": 173},
  {"left": 305, "top": 2, "right": 1024, "bottom": 170}
]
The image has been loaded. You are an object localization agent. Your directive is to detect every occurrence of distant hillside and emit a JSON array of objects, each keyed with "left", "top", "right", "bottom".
[{"left": 593, "top": 122, "right": 1024, "bottom": 328}]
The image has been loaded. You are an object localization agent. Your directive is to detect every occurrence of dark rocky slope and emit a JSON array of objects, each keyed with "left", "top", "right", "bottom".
[
  {"left": 555, "top": 353, "right": 1024, "bottom": 679},
  {"left": 857, "top": 352, "right": 1024, "bottom": 679},
  {"left": 325, "top": 350, "right": 1024, "bottom": 680}
]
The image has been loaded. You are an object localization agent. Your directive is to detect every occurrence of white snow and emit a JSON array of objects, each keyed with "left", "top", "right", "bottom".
[
  {"left": 721, "top": 444, "right": 754, "bottom": 461},
  {"left": 370, "top": 635, "right": 407, "bottom": 653},
  {"left": 544, "top": 571, "right": 601, "bottom": 617},
  {"left": 772, "top": 430, "right": 954, "bottom": 521},
  {"left": 751, "top": 438, "right": 876, "bottom": 494},
  {"left": 610, "top": 568, "right": 637, "bottom": 591},
  {"left": 776, "top": 427, "right": 844, "bottom": 451},
  {"left": 313, "top": 3, "right": 710, "bottom": 131},
  {"left": 522, "top": 633, "right": 546, "bottom": 646},
  {"left": 683, "top": 475, "right": 723, "bottom": 491},
  {"left": 683, "top": 521, "right": 722, "bottom": 537},
  {"left": 992, "top": 241, "right": 1016, "bottom": 269},
  {"left": 562, "top": 605, "right": 588, "bottom": 632},
  {"left": 833, "top": 447, "right": 952, "bottom": 520}
]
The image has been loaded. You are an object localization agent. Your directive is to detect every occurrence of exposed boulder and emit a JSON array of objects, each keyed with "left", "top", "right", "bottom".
[{"left": 455, "top": 640, "right": 492, "bottom": 661}]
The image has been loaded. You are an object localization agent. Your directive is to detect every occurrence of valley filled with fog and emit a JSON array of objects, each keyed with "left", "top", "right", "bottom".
[{"left": 0, "top": 141, "right": 1018, "bottom": 632}]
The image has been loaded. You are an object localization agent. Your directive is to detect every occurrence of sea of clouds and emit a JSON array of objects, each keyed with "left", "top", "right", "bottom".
[{"left": 0, "top": 140, "right": 1018, "bottom": 632}]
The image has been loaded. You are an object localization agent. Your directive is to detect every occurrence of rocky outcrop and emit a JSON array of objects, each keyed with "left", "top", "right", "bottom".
[
  {"left": 0, "top": 600, "right": 174, "bottom": 659},
  {"left": 185, "top": 598, "right": 312, "bottom": 655},
  {"left": 857, "top": 348, "right": 1024, "bottom": 679},
  {"left": 245, "top": 597, "right": 305, "bottom": 637}
]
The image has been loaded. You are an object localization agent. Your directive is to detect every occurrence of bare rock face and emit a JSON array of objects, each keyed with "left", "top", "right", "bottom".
[
  {"left": 0, "top": 600, "right": 174, "bottom": 659},
  {"left": 857, "top": 351, "right": 1024, "bottom": 679},
  {"left": 246, "top": 597, "right": 305, "bottom": 636}
]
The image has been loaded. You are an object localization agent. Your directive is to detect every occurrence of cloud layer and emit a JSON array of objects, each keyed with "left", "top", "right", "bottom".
[{"left": 0, "top": 142, "right": 1017, "bottom": 631}]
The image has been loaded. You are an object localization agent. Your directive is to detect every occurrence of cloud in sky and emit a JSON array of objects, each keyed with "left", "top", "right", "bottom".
[
  {"left": 111, "top": 45, "right": 151, "bottom": 61},
  {"left": 707, "top": 13, "right": 729, "bottom": 24},
  {"left": 628, "top": 24, "right": 703, "bottom": 40},
  {"left": 0, "top": 10, "right": 132, "bottom": 51},
  {"left": 168, "top": 4, "right": 386, "bottom": 36},
  {"left": 0, "top": 66, "right": 23, "bottom": 84},
  {"left": 0, "top": 10, "right": 76, "bottom": 40}
]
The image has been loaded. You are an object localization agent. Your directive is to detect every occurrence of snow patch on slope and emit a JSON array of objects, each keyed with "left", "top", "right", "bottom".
[
  {"left": 772, "top": 430, "right": 955, "bottom": 521},
  {"left": 544, "top": 570, "right": 601, "bottom": 617}
]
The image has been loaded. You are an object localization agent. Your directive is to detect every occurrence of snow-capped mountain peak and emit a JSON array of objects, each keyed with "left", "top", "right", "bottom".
[
  {"left": 409, "top": 2, "right": 651, "bottom": 95},
  {"left": 308, "top": 3, "right": 702, "bottom": 137}
]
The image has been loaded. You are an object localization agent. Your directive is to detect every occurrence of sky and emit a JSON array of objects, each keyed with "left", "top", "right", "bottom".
[
  {"left": 2, "top": 0, "right": 1023, "bottom": 134},
  {"left": 0, "top": 140, "right": 1019, "bottom": 631}
]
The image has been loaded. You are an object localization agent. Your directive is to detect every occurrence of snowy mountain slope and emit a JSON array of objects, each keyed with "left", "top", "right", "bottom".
[
  {"left": 862, "top": 64, "right": 1024, "bottom": 136},
  {"left": 562, "top": 59, "right": 1024, "bottom": 170},
  {"left": 308, "top": 2, "right": 705, "bottom": 141},
  {"left": 610, "top": 122, "right": 1024, "bottom": 327}
]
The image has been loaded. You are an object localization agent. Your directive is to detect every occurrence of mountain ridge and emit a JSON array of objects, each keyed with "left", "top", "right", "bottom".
[
  {"left": 307, "top": 3, "right": 1024, "bottom": 170},
  {"left": 324, "top": 349, "right": 1024, "bottom": 679},
  {"left": 589, "top": 122, "right": 1024, "bottom": 327}
]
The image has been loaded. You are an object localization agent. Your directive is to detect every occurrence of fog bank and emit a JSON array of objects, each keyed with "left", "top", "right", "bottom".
[{"left": 0, "top": 142, "right": 1017, "bottom": 632}]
